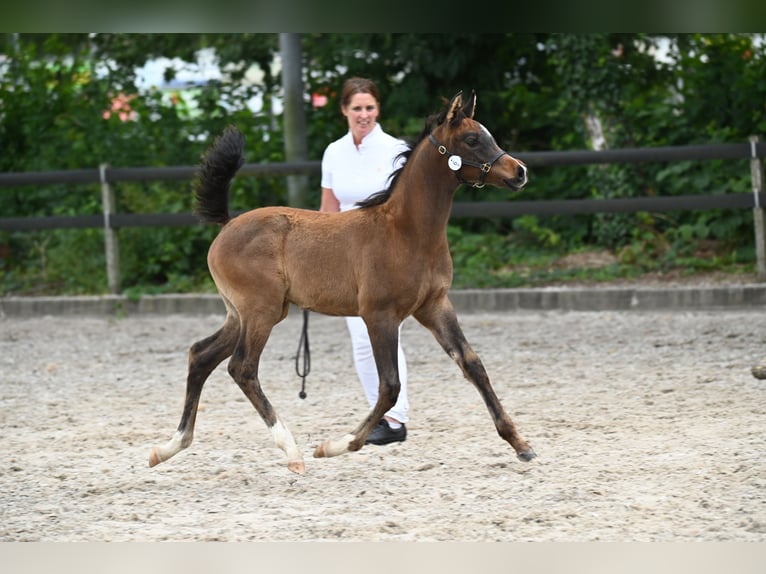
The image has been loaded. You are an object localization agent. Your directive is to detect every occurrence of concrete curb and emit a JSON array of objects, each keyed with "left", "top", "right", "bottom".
[
  {"left": 451, "top": 285, "right": 766, "bottom": 312},
  {"left": 2, "top": 285, "right": 766, "bottom": 318}
]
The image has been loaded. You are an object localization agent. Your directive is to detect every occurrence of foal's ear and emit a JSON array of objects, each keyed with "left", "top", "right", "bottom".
[
  {"left": 446, "top": 91, "right": 464, "bottom": 124},
  {"left": 463, "top": 91, "right": 477, "bottom": 119}
]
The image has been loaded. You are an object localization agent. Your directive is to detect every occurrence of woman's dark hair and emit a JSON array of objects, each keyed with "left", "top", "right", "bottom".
[{"left": 340, "top": 77, "right": 380, "bottom": 109}]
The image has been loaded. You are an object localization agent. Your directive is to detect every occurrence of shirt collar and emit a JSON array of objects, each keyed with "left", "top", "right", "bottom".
[{"left": 348, "top": 123, "right": 382, "bottom": 149}]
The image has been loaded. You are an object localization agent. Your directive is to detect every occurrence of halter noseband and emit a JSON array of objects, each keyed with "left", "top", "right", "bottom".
[{"left": 428, "top": 133, "right": 508, "bottom": 189}]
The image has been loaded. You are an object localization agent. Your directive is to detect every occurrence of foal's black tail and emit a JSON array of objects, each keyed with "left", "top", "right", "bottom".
[{"left": 193, "top": 126, "right": 245, "bottom": 225}]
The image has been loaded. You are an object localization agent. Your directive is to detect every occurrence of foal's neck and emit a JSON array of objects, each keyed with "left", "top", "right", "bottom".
[{"left": 385, "top": 145, "right": 458, "bottom": 237}]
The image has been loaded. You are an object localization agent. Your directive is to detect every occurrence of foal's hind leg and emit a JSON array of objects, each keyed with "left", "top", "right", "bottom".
[
  {"left": 149, "top": 314, "right": 240, "bottom": 467},
  {"left": 228, "top": 315, "right": 305, "bottom": 474},
  {"left": 414, "top": 298, "right": 536, "bottom": 462}
]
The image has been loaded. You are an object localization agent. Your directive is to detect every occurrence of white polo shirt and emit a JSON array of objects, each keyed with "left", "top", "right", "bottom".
[{"left": 321, "top": 123, "right": 408, "bottom": 212}]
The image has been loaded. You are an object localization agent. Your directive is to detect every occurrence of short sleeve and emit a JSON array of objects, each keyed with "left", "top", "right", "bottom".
[{"left": 320, "top": 144, "right": 334, "bottom": 189}]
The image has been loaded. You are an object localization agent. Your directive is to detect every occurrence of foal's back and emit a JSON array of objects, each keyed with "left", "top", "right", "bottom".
[{"left": 207, "top": 205, "right": 401, "bottom": 318}]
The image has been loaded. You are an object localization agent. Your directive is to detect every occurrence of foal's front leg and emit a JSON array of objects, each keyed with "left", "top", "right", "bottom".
[
  {"left": 415, "top": 298, "right": 536, "bottom": 462},
  {"left": 314, "top": 318, "right": 401, "bottom": 458}
]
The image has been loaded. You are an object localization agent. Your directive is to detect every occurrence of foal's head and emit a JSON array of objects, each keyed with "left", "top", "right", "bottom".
[
  {"left": 357, "top": 91, "right": 527, "bottom": 209},
  {"left": 427, "top": 91, "right": 527, "bottom": 191}
]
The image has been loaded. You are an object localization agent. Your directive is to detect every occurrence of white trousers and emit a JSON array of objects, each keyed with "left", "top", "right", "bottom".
[{"left": 345, "top": 316, "right": 409, "bottom": 423}]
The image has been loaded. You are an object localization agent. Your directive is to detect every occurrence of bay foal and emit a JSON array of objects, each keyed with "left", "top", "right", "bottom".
[{"left": 149, "top": 92, "right": 536, "bottom": 474}]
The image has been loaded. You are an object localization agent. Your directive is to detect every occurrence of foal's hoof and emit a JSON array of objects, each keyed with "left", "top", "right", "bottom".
[
  {"left": 148, "top": 448, "right": 163, "bottom": 468},
  {"left": 287, "top": 459, "right": 306, "bottom": 475},
  {"left": 517, "top": 448, "right": 537, "bottom": 462},
  {"left": 313, "top": 434, "right": 355, "bottom": 458}
]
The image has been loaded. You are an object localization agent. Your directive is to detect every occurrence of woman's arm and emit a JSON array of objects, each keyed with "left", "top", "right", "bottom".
[{"left": 320, "top": 187, "right": 340, "bottom": 213}]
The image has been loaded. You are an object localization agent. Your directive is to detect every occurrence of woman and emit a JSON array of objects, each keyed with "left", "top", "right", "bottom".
[{"left": 319, "top": 77, "right": 409, "bottom": 445}]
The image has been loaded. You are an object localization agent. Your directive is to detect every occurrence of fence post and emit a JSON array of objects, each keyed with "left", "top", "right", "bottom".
[
  {"left": 750, "top": 136, "right": 766, "bottom": 282},
  {"left": 99, "top": 163, "right": 121, "bottom": 294},
  {"left": 280, "top": 33, "right": 311, "bottom": 209}
]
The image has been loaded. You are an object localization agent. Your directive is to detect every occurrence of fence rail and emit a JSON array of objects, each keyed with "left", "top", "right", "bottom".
[{"left": 1, "top": 139, "right": 765, "bottom": 291}]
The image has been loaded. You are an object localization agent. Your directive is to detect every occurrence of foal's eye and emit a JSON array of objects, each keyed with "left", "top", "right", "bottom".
[{"left": 465, "top": 135, "right": 480, "bottom": 146}]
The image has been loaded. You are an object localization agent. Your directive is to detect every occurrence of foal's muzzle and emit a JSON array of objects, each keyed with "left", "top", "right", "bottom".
[{"left": 505, "top": 161, "right": 527, "bottom": 190}]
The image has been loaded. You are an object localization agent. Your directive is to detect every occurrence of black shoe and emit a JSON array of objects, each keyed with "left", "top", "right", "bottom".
[{"left": 365, "top": 419, "right": 407, "bottom": 445}]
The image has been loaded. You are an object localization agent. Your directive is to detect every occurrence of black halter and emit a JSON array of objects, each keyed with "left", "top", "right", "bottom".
[{"left": 428, "top": 133, "right": 508, "bottom": 188}]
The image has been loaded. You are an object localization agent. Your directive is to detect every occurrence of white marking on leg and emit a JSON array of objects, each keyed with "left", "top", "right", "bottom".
[
  {"left": 149, "top": 430, "right": 189, "bottom": 467},
  {"left": 313, "top": 434, "right": 356, "bottom": 458},
  {"left": 270, "top": 417, "right": 305, "bottom": 474}
]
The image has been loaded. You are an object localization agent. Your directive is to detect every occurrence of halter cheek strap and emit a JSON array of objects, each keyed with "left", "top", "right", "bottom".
[{"left": 428, "top": 134, "right": 507, "bottom": 189}]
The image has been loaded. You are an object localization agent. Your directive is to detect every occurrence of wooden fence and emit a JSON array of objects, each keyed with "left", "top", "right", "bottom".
[{"left": 1, "top": 138, "right": 765, "bottom": 293}]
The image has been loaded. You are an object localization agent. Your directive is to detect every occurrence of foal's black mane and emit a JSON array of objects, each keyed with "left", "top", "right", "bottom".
[{"left": 356, "top": 106, "right": 449, "bottom": 209}]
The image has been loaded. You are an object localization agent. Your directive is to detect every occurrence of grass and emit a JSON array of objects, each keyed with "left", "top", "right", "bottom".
[
  {"left": 1, "top": 233, "right": 758, "bottom": 297},
  {"left": 449, "top": 238, "right": 758, "bottom": 289}
]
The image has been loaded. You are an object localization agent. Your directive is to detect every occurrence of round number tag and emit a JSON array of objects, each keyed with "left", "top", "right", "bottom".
[{"left": 448, "top": 155, "right": 462, "bottom": 171}]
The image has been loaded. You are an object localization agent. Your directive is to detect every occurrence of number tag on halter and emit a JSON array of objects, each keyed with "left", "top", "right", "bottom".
[{"left": 448, "top": 155, "right": 462, "bottom": 171}]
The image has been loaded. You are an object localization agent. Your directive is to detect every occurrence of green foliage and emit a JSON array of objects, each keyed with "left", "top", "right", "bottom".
[
  {"left": 1, "top": 33, "right": 764, "bottom": 295},
  {"left": 1, "top": 228, "right": 106, "bottom": 294}
]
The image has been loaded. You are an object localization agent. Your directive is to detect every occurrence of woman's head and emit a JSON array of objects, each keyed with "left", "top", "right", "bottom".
[
  {"left": 340, "top": 77, "right": 381, "bottom": 145},
  {"left": 340, "top": 77, "right": 380, "bottom": 108}
]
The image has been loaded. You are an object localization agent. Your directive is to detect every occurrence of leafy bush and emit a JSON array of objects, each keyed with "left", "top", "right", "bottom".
[{"left": 1, "top": 33, "right": 764, "bottom": 295}]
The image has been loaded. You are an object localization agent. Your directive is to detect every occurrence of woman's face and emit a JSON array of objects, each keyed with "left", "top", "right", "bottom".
[{"left": 342, "top": 92, "right": 379, "bottom": 145}]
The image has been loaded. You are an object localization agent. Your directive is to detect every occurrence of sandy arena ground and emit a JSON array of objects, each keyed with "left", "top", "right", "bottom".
[{"left": 1, "top": 307, "right": 764, "bottom": 541}]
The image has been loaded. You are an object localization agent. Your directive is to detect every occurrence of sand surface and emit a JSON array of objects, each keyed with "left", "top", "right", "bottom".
[{"left": 1, "top": 308, "right": 764, "bottom": 541}]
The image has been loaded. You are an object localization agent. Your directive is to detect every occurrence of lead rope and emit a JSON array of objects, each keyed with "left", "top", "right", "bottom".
[{"left": 295, "top": 309, "right": 311, "bottom": 399}]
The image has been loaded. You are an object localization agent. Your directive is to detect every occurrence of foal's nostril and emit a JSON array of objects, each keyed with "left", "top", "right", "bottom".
[{"left": 517, "top": 165, "right": 527, "bottom": 181}]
